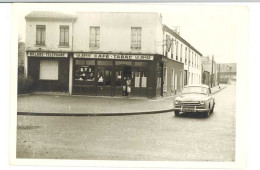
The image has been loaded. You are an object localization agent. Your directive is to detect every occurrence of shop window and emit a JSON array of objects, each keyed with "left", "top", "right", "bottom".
[
  {"left": 98, "top": 60, "right": 113, "bottom": 66},
  {"left": 141, "top": 72, "right": 147, "bottom": 88},
  {"left": 131, "top": 27, "right": 141, "bottom": 50},
  {"left": 59, "top": 25, "right": 69, "bottom": 46},
  {"left": 36, "top": 25, "right": 46, "bottom": 45},
  {"left": 115, "top": 61, "right": 132, "bottom": 66},
  {"left": 39, "top": 60, "right": 58, "bottom": 80},
  {"left": 89, "top": 26, "right": 100, "bottom": 48},
  {"left": 75, "top": 60, "right": 85, "bottom": 65},
  {"left": 75, "top": 65, "right": 95, "bottom": 84},
  {"left": 74, "top": 59, "right": 96, "bottom": 85},
  {"left": 134, "top": 61, "right": 148, "bottom": 67},
  {"left": 115, "top": 70, "right": 122, "bottom": 86},
  {"left": 135, "top": 71, "right": 140, "bottom": 87},
  {"left": 97, "top": 67, "right": 112, "bottom": 86}
]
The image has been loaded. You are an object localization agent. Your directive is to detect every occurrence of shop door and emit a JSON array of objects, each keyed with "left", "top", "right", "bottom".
[
  {"left": 114, "top": 66, "right": 123, "bottom": 96},
  {"left": 122, "top": 66, "right": 132, "bottom": 96},
  {"left": 96, "top": 66, "right": 113, "bottom": 96},
  {"left": 133, "top": 68, "right": 148, "bottom": 97}
]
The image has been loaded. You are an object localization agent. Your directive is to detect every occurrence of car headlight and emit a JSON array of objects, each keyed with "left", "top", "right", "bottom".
[
  {"left": 174, "top": 100, "right": 179, "bottom": 105},
  {"left": 200, "top": 101, "right": 205, "bottom": 105}
]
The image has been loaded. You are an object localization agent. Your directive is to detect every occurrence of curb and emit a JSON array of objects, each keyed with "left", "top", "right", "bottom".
[
  {"left": 17, "top": 109, "right": 175, "bottom": 117},
  {"left": 212, "top": 86, "right": 227, "bottom": 94}
]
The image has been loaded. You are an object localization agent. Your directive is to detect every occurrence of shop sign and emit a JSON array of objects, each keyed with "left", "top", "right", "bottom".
[
  {"left": 74, "top": 53, "right": 154, "bottom": 61},
  {"left": 27, "top": 51, "right": 68, "bottom": 58}
]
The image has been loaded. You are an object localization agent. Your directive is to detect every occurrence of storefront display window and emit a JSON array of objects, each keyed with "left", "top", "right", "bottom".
[
  {"left": 141, "top": 72, "right": 147, "bottom": 88},
  {"left": 74, "top": 59, "right": 96, "bottom": 85}
]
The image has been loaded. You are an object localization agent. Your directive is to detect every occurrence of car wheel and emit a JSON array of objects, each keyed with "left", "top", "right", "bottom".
[
  {"left": 210, "top": 106, "right": 214, "bottom": 113},
  {"left": 174, "top": 111, "right": 180, "bottom": 116},
  {"left": 204, "top": 105, "right": 210, "bottom": 118}
]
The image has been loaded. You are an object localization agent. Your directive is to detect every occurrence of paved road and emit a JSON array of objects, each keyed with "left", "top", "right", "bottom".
[{"left": 16, "top": 85, "right": 236, "bottom": 161}]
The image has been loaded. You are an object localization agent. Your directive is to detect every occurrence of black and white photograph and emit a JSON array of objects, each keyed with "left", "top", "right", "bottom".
[{"left": 9, "top": 2, "right": 249, "bottom": 168}]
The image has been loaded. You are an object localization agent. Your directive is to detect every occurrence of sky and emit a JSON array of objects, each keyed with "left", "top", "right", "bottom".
[{"left": 16, "top": 3, "right": 248, "bottom": 63}]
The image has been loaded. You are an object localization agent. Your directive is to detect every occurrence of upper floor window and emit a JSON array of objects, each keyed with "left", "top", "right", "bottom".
[
  {"left": 131, "top": 27, "right": 141, "bottom": 50},
  {"left": 89, "top": 26, "right": 100, "bottom": 48},
  {"left": 171, "top": 38, "right": 174, "bottom": 59},
  {"left": 176, "top": 41, "right": 178, "bottom": 61},
  {"left": 36, "top": 25, "right": 46, "bottom": 45},
  {"left": 185, "top": 47, "right": 187, "bottom": 64},
  {"left": 192, "top": 51, "right": 194, "bottom": 66},
  {"left": 180, "top": 44, "right": 183, "bottom": 62},
  {"left": 60, "top": 25, "right": 69, "bottom": 46}
]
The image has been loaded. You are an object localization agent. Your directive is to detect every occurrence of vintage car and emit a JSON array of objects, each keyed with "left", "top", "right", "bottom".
[{"left": 173, "top": 84, "right": 215, "bottom": 117}]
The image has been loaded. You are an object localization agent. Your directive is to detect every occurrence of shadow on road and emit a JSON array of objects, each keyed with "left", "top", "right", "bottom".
[{"left": 174, "top": 112, "right": 213, "bottom": 119}]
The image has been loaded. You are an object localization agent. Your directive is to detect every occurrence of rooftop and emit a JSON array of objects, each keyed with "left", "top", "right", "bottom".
[
  {"left": 163, "top": 24, "right": 202, "bottom": 56},
  {"left": 25, "top": 11, "right": 77, "bottom": 20}
]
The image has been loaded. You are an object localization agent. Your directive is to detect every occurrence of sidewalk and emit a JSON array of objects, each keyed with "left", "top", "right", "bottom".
[{"left": 17, "top": 84, "right": 227, "bottom": 116}]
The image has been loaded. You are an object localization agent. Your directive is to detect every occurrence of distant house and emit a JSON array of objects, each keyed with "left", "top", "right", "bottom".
[
  {"left": 201, "top": 56, "right": 218, "bottom": 87},
  {"left": 218, "top": 63, "right": 236, "bottom": 84}
]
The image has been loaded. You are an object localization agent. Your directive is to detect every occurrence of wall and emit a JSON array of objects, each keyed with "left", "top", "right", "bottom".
[
  {"left": 163, "top": 29, "right": 202, "bottom": 86},
  {"left": 73, "top": 12, "right": 162, "bottom": 54},
  {"left": 163, "top": 57, "right": 184, "bottom": 96},
  {"left": 26, "top": 20, "right": 74, "bottom": 52}
]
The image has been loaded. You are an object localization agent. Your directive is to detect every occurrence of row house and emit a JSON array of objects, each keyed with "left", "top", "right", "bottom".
[
  {"left": 24, "top": 11, "right": 202, "bottom": 98},
  {"left": 162, "top": 25, "right": 202, "bottom": 96}
]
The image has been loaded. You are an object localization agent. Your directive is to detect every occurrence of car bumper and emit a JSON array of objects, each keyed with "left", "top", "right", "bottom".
[{"left": 173, "top": 106, "right": 208, "bottom": 112}]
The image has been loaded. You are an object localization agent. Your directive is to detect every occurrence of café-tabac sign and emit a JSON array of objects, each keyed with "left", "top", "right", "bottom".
[
  {"left": 27, "top": 51, "right": 68, "bottom": 58},
  {"left": 74, "top": 53, "right": 154, "bottom": 61}
]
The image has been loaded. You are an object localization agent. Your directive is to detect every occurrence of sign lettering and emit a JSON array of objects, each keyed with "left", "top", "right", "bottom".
[
  {"left": 74, "top": 53, "right": 154, "bottom": 61},
  {"left": 27, "top": 52, "right": 68, "bottom": 58}
]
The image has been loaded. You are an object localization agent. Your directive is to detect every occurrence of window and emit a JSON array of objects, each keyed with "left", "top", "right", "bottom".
[
  {"left": 36, "top": 25, "right": 46, "bottom": 45},
  {"left": 60, "top": 25, "right": 69, "bottom": 46},
  {"left": 176, "top": 41, "right": 178, "bottom": 61},
  {"left": 185, "top": 47, "right": 187, "bottom": 64},
  {"left": 189, "top": 49, "right": 191, "bottom": 65},
  {"left": 192, "top": 51, "right": 194, "bottom": 67},
  {"left": 39, "top": 60, "right": 58, "bottom": 80},
  {"left": 89, "top": 26, "right": 100, "bottom": 48},
  {"left": 131, "top": 27, "right": 141, "bottom": 50},
  {"left": 180, "top": 44, "right": 183, "bottom": 62},
  {"left": 171, "top": 38, "right": 174, "bottom": 59}
]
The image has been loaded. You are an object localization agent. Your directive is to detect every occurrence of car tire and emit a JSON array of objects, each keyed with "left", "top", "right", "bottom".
[
  {"left": 174, "top": 111, "right": 180, "bottom": 116},
  {"left": 204, "top": 105, "right": 210, "bottom": 118},
  {"left": 210, "top": 106, "right": 214, "bottom": 113}
]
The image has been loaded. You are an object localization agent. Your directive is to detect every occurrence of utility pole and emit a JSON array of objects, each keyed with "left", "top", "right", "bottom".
[{"left": 211, "top": 55, "right": 214, "bottom": 88}]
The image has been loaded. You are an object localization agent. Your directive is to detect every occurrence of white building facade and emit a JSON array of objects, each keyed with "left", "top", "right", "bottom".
[{"left": 24, "top": 11, "right": 202, "bottom": 98}]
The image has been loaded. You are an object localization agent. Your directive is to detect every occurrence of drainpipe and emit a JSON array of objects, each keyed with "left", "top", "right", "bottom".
[{"left": 69, "top": 18, "right": 75, "bottom": 95}]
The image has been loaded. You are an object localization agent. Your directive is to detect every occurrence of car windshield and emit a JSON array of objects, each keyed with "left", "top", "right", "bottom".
[{"left": 182, "top": 86, "right": 208, "bottom": 95}]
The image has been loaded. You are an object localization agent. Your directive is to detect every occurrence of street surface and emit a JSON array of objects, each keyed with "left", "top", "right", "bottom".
[{"left": 16, "top": 85, "right": 236, "bottom": 161}]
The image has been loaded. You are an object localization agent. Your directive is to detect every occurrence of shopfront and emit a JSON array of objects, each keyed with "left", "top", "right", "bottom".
[
  {"left": 72, "top": 53, "right": 160, "bottom": 98},
  {"left": 26, "top": 51, "right": 70, "bottom": 92}
]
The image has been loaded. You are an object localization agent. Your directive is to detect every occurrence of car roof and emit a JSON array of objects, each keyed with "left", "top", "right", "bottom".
[{"left": 183, "top": 84, "right": 210, "bottom": 88}]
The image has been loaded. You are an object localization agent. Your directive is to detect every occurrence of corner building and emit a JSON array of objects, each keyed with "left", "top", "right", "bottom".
[{"left": 24, "top": 12, "right": 202, "bottom": 98}]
